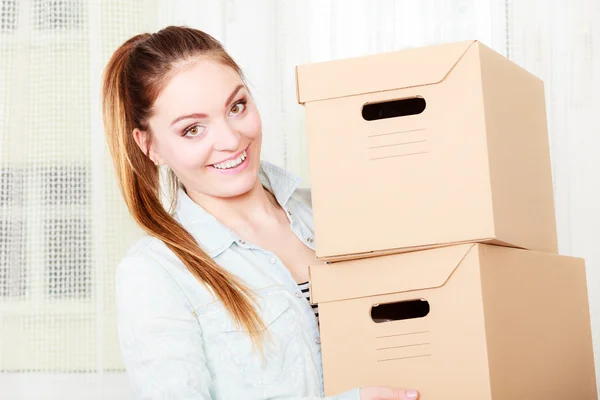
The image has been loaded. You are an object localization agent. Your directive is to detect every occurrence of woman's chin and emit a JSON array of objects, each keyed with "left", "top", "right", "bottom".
[{"left": 215, "top": 172, "right": 260, "bottom": 199}]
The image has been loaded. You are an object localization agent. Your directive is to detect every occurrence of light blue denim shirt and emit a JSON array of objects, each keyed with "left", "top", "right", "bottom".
[{"left": 115, "top": 160, "right": 361, "bottom": 400}]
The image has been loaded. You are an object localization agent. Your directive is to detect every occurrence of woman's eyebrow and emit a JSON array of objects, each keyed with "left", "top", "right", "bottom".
[
  {"left": 169, "top": 84, "right": 245, "bottom": 127},
  {"left": 224, "top": 84, "right": 244, "bottom": 108}
]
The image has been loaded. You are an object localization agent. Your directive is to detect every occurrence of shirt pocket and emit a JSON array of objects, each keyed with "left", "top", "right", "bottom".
[{"left": 197, "top": 291, "right": 307, "bottom": 387}]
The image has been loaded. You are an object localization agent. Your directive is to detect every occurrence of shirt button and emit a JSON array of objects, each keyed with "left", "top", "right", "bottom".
[
  {"left": 295, "top": 292, "right": 303, "bottom": 299},
  {"left": 269, "top": 257, "right": 276, "bottom": 264},
  {"left": 239, "top": 240, "right": 246, "bottom": 244},
  {"left": 287, "top": 210, "right": 292, "bottom": 215},
  {"left": 306, "top": 237, "right": 314, "bottom": 244},
  {"left": 314, "top": 337, "right": 321, "bottom": 344}
]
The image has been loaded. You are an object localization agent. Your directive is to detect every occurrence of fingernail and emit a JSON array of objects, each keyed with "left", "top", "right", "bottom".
[{"left": 407, "top": 390, "right": 419, "bottom": 399}]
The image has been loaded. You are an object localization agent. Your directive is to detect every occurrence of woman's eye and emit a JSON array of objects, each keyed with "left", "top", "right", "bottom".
[
  {"left": 229, "top": 101, "right": 246, "bottom": 117},
  {"left": 184, "top": 124, "right": 207, "bottom": 138}
]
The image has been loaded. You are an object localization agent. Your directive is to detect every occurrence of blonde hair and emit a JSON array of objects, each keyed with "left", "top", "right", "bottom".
[{"left": 101, "top": 26, "right": 265, "bottom": 346}]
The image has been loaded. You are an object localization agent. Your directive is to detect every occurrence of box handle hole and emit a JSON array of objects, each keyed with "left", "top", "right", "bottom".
[
  {"left": 371, "top": 299, "right": 430, "bottom": 323},
  {"left": 362, "top": 97, "right": 426, "bottom": 121}
]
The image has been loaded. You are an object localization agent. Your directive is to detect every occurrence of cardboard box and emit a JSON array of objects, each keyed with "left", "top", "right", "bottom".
[
  {"left": 309, "top": 244, "right": 597, "bottom": 399},
  {"left": 296, "top": 40, "right": 558, "bottom": 261}
]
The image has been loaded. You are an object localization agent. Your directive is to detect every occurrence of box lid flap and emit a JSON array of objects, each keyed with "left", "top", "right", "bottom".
[
  {"left": 296, "top": 40, "right": 477, "bottom": 104},
  {"left": 309, "top": 244, "right": 476, "bottom": 304}
]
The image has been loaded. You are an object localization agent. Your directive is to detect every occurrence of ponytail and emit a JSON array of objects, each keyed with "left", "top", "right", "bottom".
[{"left": 101, "top": 30, "right": 266, "bottom": 350}]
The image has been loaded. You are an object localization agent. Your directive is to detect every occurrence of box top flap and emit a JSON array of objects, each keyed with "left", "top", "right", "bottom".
[
  {"left": 296, "top": 40, "right": 477, "bottom": 104},
  {"left": 309, "top": 244, "right": 476, "bottom": 304}
]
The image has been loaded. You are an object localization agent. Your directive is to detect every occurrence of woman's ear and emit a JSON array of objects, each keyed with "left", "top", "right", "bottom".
[{"left": 133, "top": 128, "right": 164, "bottom": 166}]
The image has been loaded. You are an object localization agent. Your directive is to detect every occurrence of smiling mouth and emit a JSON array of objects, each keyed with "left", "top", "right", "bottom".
[{"left": 211, "top": 149, "right": 248, "bottom": 170}]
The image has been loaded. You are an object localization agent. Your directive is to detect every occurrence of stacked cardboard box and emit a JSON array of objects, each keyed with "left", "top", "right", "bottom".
[{"left": 295, "top": 40, "right": 597, "bottom": 399}]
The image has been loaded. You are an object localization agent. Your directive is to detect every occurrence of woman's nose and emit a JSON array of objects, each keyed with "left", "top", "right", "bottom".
[{"left": 212, "top": 120, "right": 241, "bottom": 151}]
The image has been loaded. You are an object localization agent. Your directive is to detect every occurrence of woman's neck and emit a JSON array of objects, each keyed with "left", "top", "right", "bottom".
[{"left": 186, "top": 179, "right": 282, "bottom": 229}]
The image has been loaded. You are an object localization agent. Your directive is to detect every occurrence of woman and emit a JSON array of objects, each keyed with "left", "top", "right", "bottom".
[{"left": 102, "top": 25, "right": 419, "bottom": 400}]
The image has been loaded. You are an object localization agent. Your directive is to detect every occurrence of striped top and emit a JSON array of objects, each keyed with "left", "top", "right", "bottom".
[{"left": 298, "top": 281, "right": 319, "bottom": 321}]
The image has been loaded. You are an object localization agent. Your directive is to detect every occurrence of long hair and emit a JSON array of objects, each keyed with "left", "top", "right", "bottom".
[{"left": 101, "top": 26, "right": 265, "bottom": 346}]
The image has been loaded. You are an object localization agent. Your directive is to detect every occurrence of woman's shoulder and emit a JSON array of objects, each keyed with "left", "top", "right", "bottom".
[
  {"left": 115, "top": 234, "right": 214, "bottom": 310},
  {"left": 118, "top": 234, "right": 182, "bottom": 276}
]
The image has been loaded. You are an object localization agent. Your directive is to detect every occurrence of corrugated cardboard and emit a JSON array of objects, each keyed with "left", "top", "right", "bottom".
[
  {"left": 309, "top": 244, "right": 597, "bottom": 399},
  {"left": 296, "top": 40, "right": 558, "bottom": 261}
]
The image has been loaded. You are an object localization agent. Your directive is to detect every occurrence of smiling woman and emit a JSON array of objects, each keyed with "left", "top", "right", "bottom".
[{"left": 101, "top": 25, "right": 418, "bottom": 400}]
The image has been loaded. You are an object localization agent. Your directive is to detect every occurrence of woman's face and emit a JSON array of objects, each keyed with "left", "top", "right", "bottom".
[{"left": 136, "top": 58, "right": 263, "bottom": 199}]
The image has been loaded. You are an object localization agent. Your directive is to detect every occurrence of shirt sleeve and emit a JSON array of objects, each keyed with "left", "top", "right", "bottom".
[
  {"left": 115, "top": 254, "right": 213, "bottom": 399},
  {"left": 320, "top": 387, "right": 362, "bottom": 400}
]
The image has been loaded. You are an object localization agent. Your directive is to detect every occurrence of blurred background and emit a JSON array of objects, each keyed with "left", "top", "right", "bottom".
[{"left": 0, "top": 0, "right": 598, "bottom": 399}]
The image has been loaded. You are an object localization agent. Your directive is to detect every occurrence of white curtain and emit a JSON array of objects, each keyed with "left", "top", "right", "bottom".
[{"left": 1, "top": 1, "right": 598, "bottom": 399}]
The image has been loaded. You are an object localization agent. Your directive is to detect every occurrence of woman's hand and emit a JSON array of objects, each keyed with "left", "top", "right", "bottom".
[{"left": 360, "top": 386, "right": 419, "bottom": 400}]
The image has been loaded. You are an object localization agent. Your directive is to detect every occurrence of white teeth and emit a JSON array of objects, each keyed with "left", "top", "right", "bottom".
[{"left": 213, "top": 150, "right": 247, "bottom": 169}]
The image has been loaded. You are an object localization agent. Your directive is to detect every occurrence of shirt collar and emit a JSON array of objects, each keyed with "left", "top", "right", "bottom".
[{"left": 173, "top": 160, "right": 302, "bottom": 257}]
